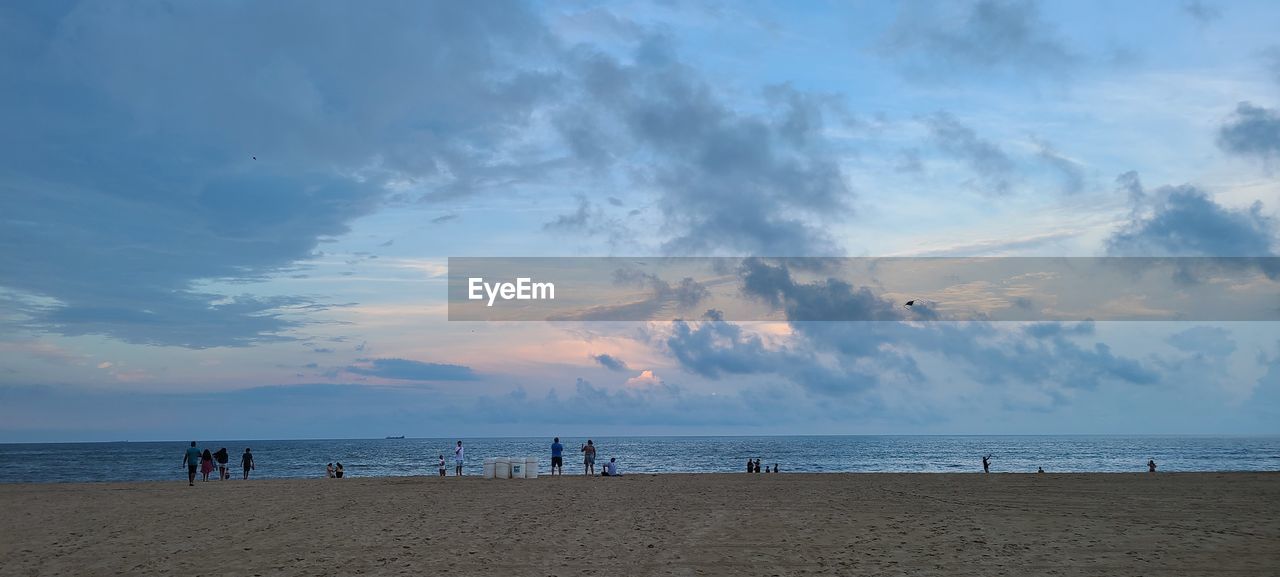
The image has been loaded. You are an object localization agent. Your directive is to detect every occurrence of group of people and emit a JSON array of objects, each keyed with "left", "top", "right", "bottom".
[
  {"left": 182, "top": 442, "right": 254, "bottom": 486},
  {"left": 985, "top": 455, "right": 1159, "bottom": 474},
  {"left": 746, "top": 459, "right": 778, "bottom": 473},
  {"left": 325, "top": 462, "right": 345, "bottom": 478},
  {"left": 547, "top": 437, "right": 621, "bottom": 476}
]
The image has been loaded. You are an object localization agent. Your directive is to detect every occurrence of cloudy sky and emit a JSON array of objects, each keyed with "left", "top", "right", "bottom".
[{"left": 2, "top": 0, "right": 1278, "bottom": 442}]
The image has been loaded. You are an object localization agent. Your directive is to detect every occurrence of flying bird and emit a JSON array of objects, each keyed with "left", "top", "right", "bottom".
[
  {"left": 904, "top": 300, "right": 915, "bottom": 308},
  {"left": 252, "top": 156, "right": 257, "bottom": 160}
]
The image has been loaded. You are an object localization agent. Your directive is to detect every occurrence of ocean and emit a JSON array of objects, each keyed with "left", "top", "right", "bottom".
[{"left": 1, "top": 435, "right": 1277, "bottom": 483}]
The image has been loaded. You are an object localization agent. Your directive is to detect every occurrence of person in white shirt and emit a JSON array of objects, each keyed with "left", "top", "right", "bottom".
[
  {"left": 454, "top": 441, "right": 465, "bottom": 476},
  {"left": 602, "top": 457, "right": 621, "bottom": 477}
]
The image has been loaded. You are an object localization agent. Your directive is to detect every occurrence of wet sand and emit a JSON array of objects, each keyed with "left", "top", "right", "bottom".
[{"left": 1, "top": 472, "right": 1277, "bottom": 576}]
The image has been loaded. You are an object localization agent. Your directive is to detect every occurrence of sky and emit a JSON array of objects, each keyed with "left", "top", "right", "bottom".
[{"left": 1, "top": 0, "right": 1279, "bottom": 442}]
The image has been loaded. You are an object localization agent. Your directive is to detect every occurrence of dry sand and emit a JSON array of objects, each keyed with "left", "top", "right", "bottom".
[{"left": 1, "top": 472, "right": 1277, "bottom": 576}]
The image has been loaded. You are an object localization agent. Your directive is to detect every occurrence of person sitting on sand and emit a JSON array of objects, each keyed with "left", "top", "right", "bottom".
[
  {"left": 200, "top": 448, "right": 215, "bottom": 482},
  {"left": 982, "top": 455, "right": 992, "bottom": 473},
  {"left": 183, "top": 441, "right": 201, "bottom": 486},
  {"left": 438, "top": 454, "right": 446, "bottom": 477},
  {"left": 773, "top": 464, "right": 779, "bottom": 473},
  {"left": 335, "top": 462, "right": 344, "bottom": 478},
  {"left": 1037, "top": 466, "right": 1044, "bottom": 474},
  {"left": 326, "top": 463, "right": 335, "bottom": 478},
  {"left": 242, "top": 448, "right": 254, "bottom": 480},
  {"left": 602, "top": 457, "right": 621, "bottom": 476},
  {"left": 1148, "top": 459, "right": 1156, "bottom": 473}
]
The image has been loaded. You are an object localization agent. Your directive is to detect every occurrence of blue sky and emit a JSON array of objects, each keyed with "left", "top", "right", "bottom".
[{"left": 1, "top": 0, "right": 1278, "bottom": 441}]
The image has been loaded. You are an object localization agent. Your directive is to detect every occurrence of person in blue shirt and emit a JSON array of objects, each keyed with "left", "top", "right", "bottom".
[
  {"left": 550, "top": 437, "right": 564, "bottom": 476},
  {"left": 182, "top": 441, "right": 201, "bottom": 486}
]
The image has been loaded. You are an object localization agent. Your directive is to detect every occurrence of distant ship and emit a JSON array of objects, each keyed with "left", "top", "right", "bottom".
[{"left": 385, "top": 435, "right": 405, "bottom": 439}]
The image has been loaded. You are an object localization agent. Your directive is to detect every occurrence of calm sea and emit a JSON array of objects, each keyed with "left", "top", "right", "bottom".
[{"left": 1, "top": 436, "right": 1277, "bottom": 484}]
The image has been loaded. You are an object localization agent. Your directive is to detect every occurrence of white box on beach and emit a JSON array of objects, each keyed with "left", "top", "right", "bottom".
[{"left": 524, "top": 457, "right": 538, "bottom": 479}]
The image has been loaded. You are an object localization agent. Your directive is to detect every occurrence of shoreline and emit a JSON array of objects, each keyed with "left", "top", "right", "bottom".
[{"left": 5, "top": 469, "right": 1280, "bottom": 487}]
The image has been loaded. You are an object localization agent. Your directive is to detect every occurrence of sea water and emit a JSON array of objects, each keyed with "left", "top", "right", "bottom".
[{"left": 1, "top": 435, "right": 1277, "bottom": 483}]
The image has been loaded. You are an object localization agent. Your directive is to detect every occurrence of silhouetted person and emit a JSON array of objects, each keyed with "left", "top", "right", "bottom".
[
  {"left": 1148, "top": 459, "right": 1157, "bottom": 473},
  {"left": 1037, "top": 466, "right": 1044, "bottom": 474},
  {"left": 773, "top": 464, "right": 779, "bottom": 473},
  {"left": 183, "top": 441, "right": 200, "bottom": 486},
  {"left": 754, "top": 458, "right": 762, "bottom": 473},
  {"left": 982, "top": 455, "right": 991, "bottom": 473},
  {"left": 335, "top": 462, "right": 344, "bottom": 478},
  {"left": 242, "top": 448, "right": 254, "bottom": 480},
  {"left": 214, "top": 447, "right": 230, "bottom": 480},
  {"left": 746, "top": 459, "right": 754, "bottom": 473}
]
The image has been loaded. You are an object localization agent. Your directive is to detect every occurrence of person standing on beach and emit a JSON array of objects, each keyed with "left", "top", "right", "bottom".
[
  {"left": 335, "top": 462, "right": 344, "bottom": 478},
  {"left": 746, "top": 459, "right": 753, "bottom": 473},
  {"left": 982, "top": 455, "right": 992, "bottom": 473},
  {"left": 551, "top": 437, "right": 564, "bottom": 476},
  {"left": 454, "top": 441, "right": 465, "bottom": 476},
  {"left": 1148, "top": 459, "right": 1157, "bottom": 473},
  {"left": 183, "top": 442, "right": 201, "bottom": 486},
  {"left": 438, "top": 454, "right": 446, "bottom": 477},
  {"left": 200, "top": 448, "right": 215, "bottom": 481},
  {"left": 582, "top": 440, "right": 597, "bottom": 476},
  {"left": 242, "top": 448, "right": 254, "bottom": 480},
  {"left": 214, "top": 447, "right": 230, "bottom": 480}
]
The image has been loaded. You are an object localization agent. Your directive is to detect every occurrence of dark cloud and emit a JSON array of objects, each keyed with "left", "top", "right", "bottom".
[
  {"left": 0, "top": 2, "right": 557, "bottom": 347},
  {"left": 1217, "top": 102, "right": 1280, "bottom": 161},
  {"left": 612, "top": 268, "right": 710, "bottom": 309},
  {"left": 881, "top": 0, "right": 1077, "bottom": 81},
  {"left": 557, "top": 43, "right": 854, "bottom": 255},
  {"left": 924, "top": 112, "right": 1015, "bottom": 195},
  {"left": 345, "top": 358, "right": 477, "bottom": 381},
  {"left": 1106, "top": 179, "right": 1275, "bottom": 257},
  {"left": 661, "top": 261, "right": 1158, "bottom": 402},
  {"left": 591, "top": 353, "right": 630, "bottom": 372},
  {"left": 431, "top": 214, "right": 459, "bottom": 225},
  {"left": 738, "top": 258, "right": 909, "bottom": 321}
]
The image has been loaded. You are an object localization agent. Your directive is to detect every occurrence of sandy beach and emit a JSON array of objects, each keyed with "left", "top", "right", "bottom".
[{"left": 1, "top": 472, "right": 1277, "bottom": 576}]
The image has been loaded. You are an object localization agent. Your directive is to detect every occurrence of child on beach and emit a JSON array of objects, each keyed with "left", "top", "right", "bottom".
[
  {"left": 326, "top": 463, "right": 335, "bottom": 478},
  {"left": 438, "top": 455, "right": 446, "bottom": 477},
  {"left": 200, "top": 448, "right": 215, "bottom": 481}
]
